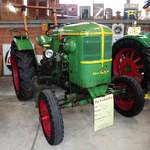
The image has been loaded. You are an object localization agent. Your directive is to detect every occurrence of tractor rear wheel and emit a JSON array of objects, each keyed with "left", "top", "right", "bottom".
[
  {"left": 112, "top": 39, "right": 150, "bottom": 90},
  {"left": 38, "top": 89, "right": 64, "bottom": 145},
  {"left": 113, "top": 76, "right": 144, "bottom": 117},
  {"left": 11, "top": 42, "right": 36, "bottom": 101}
]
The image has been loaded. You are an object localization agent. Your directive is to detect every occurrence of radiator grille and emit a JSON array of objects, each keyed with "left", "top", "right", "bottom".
[{"left": 83, "top": 37, "right": 101, "bottom": 61}]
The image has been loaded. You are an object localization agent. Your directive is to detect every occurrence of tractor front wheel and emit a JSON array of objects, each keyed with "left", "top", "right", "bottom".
[
  {"left": 113, "top": 76, "right": 144, "bottom": 117},
  {"left": 38, "top": 89, "right": 64, "bottom": 145}
]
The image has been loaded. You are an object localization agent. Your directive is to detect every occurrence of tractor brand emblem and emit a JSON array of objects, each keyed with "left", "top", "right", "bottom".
[{"left": 92, "top": 68, "right": 109, "bottom": 75}]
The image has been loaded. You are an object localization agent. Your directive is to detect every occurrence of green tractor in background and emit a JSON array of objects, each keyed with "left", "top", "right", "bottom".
[
  {"left": 112, "top": 2, "right": 150, "bottom": 93},
  {"left": 112, "top": 33, "right": 150, "bottom": 91},
  {"left": 112, "top": 0, "right": 150, "bottom": 94},
  {"left": 10, "top": 4, "right": 145, "bottom": 146}
]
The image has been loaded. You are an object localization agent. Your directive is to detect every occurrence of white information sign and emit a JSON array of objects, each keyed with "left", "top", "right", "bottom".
[
  {"left": 94, "top": 94, "right": 114, "bottom": 132},
  {"left": 127, "top": 27, "right": 141, "bottom": 35}
]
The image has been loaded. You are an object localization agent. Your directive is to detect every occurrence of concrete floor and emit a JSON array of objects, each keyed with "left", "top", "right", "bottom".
[{"left": 0, "top": 77, "right": 150, "bottom": 150}]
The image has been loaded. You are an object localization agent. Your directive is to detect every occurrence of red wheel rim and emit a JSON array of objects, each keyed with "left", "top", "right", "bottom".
[
  {"left": 113, "top": 48, "right": 144, "bottom": 83},
  {"left": 11, "top": 54, "right": 20, "bottom": 91},
  {"left": 115, "top": 97, "right": 135, "bottom": 111},
  {"left": 39, "top": 99, "right": 52, "bottom": 138},
  {"left": 114, "top": 83, "right": 135, "bottom": 111}
]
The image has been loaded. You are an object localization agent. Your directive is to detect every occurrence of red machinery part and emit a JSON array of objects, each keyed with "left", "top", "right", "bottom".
[{"left": 113, "top": 48, "right": 144, "bottom": 83}]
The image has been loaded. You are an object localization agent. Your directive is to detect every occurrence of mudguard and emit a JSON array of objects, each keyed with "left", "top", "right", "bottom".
[
  {"left": 11, "top": 36, "right": 38, "bottom": 69},
  {"left": 113, "top": 33, "right": 150, "bottom": 48},
  {"left": 12, "top": 36, "right": 34, "bottom": 51}
]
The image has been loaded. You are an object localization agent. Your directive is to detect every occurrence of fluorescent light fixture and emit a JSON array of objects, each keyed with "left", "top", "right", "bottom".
[
  {"left": 7, "top": 3, "right": 16, "bottom": 13},
  {"left": 23, "top": 0, "right": 28, "bottom": 6}
]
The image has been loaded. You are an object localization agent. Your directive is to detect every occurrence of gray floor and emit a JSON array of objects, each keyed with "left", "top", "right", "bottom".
[{"left": 0, "top": 77, "right": 150, "bottom": 150}]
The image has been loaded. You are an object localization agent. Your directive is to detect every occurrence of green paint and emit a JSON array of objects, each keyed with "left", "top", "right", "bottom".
[
  {"left": 13, "top": 22, "right": 113, "bottom": 104},
  {"left": 123, "top": 33, "right": 150, "bottom": 48},
  {"left": 62, "top": 22, "right": 101, "bottom": 34},
  {"left": 88, "top": 85, "right": 108, "bottom": 98},
  {"left": 60, "top": 98, "right": 92, "bottom": 108},
  {"left": 62, "top": 23, "right": 112, "bottom": 88},
  {"left": 63, "top": 39, "right": 76, "bottom": 53},
  {"left": 79, "top": 99, "right": 92, "bottom": 105},
  {"left": 125, "top": 64, "right": 132, "bottom": 73},
  {"left": 36, "top": 35, "right": 52, "bottom": 46},
  {"left": 60, "top": 22, "right": 112, "bottom": 98},
  {"left": 14, "top": 37, "right": 34, "bottom": 50}
]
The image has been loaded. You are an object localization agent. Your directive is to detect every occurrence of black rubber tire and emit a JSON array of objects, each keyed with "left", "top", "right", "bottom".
[
  {"left": 112, "top": 76, "right": 145, "bottom": 117},
  {"left": 38, "top": 89, "right": 64, "bottom": 145},
  {"left": 11, "top": 42, "right": 36, "bottom": 101},
  {"left": 112, "top": 38, "right": 150, "bottom": 90}
]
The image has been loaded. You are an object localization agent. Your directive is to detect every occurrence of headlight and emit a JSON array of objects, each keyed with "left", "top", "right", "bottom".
[{"left": 44, "top": 49, "right": 53, "bottom": 58}]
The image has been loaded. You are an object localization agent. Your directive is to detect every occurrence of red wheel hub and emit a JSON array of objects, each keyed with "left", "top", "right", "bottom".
[
  {"left": 39, "top": 99, "right": 52, "bottom": 138},
  {"left": 114, "top": 83, "right": 135, "bottom": 111},
  {"left": 115, "top": 96, "right": 135, "bottom": 111},
  {"left": 11, "top": 54, "right": 20, "bottom": 91},
  {"left": 113, "top": 48, "right": 144, "bottom": 82}
]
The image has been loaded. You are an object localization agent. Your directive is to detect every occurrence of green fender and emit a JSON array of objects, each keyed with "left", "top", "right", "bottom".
[
  {"left": 113, "top": 33, "right": 150, "bottom": 48},
  {"left": 13, "top": 36, "right": 34, "bottom": 51},
  {"left": 12, "top": 36, "right": 38, "bottom": 67}
]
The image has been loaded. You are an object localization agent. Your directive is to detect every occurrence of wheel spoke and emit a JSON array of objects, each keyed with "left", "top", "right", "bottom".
[
  {"left": 130, "top": 51, "right": 135, "bottom": 59},
  {"left": 125, "top": 52, "right": 130, "bottom": 58},
  {"left": 122, "top": 54, "right": 126, "bottom": 59},
  {"left": 115, "top": 97, "right": 135, "bottom": 111},
  {"left": 135, "top": 72, "right": 143, "bottom": 76},
  {"left": 113, "top": 48, "right": 144, "bottom": 83},
  {"left": 134, "top": 57, "right": 141, "bottom": 63},
  {"left": 136, "top": 64, "right": 144, "bottom": 69}
]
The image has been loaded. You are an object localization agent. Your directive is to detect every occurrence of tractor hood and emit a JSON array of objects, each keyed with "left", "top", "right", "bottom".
[{"left": 58, "top": 22, "right": 112, "bottom": 36}]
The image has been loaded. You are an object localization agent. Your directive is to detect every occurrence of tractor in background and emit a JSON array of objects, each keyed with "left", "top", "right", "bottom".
[
  {"left": 10, "top": 3, "right": 145, "bottom": 145},
  {"left": 112, "top": 32, "right": 150, "bottom": 91},
  {"left": 112, "top": 0, "right": 150, "bottom": 93}
]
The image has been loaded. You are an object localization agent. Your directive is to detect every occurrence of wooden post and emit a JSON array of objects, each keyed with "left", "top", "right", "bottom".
[
  {"left": 13, "top": 3, "right": 60, "bottom": 28},
  {"left": 52, "top": 8, "right": 58, "bottom": 27},
  {"left": 23, "top": 13, "right": 28, "bottom": 31},
  {"left": 36, "top": 0, "right": 39, "bottom": 20},
  {"left": 51, "top": 0, "right": 58, "bottom": 27},
  {"left": 22, "top": 9, "right": 28, "bottom": 36}
]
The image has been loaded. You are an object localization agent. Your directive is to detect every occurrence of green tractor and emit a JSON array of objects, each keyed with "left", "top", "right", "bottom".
[
  {"left": 112, "top": 2, "right": 150, "bottom": 93},
  {"left": 112, "top": 32, "right": 150, "bottom": 92},
  {"left": 10, "top": 4, "right": 145, "bottom": 146}
]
